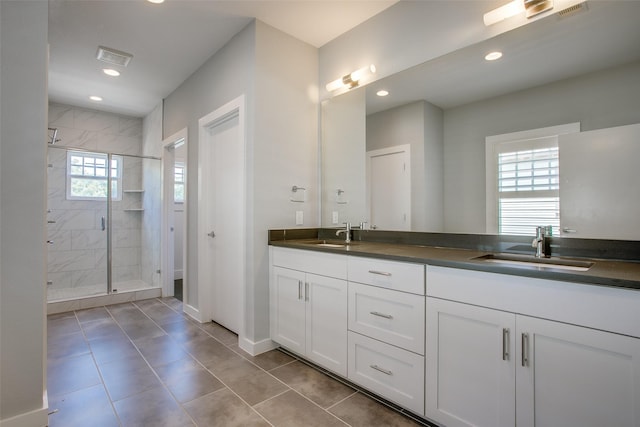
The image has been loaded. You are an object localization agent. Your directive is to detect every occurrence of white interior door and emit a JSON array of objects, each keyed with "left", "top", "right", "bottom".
[
  {"left": 367, "top": 145, "right": 411, "bottom": 230},
  {"left": 199, "top": 97, "right": 245, "bottom": 334}
]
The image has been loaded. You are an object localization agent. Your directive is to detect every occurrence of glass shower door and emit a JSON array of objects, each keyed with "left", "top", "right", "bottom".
[{"left": 46, "top": 146, "right": 110, "bottom": 301}]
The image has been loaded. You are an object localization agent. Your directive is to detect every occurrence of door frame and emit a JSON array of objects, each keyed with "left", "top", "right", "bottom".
[
  {"left": 197, "top": 95, "right": 246, "bottom": 337},
  {"left": 161, "top": 128, "right": 188, "bottom": 300}
]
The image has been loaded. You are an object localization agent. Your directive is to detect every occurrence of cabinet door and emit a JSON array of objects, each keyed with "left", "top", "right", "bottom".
[
  {"left": 426, "top": 298, "right": 516, "bottom": 427},
  {"left": 516, "top": 315, "right": 640, "bottom": 427},
  {"left": 271, "top": 266, "right": 306, "bottom": 355},
  {"left": 306, "top": 273, "right": 348, "bottom": 376}
]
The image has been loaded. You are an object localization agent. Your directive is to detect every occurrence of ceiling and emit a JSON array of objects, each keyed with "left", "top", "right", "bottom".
[
  {"left": 365, "top": 0, "right": 640, "bottom": 114},
  {"left": 48, "top": 0, "right": 398, "bottom": 117}
]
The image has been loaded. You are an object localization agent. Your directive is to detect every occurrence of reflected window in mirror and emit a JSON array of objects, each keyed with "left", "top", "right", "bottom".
[{"left": 485, "top": 123, "right": 580, "bottom": 236}]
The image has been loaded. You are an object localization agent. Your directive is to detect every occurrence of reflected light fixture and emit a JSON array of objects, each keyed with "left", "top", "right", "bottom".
[
  {"left": 376, "top": 90, "right": 389, "bottom": 97},
  {"left": 485, "top": 51, "right": 503, "bottom": 61},
  {"left": 103, "top": 68, "right": 120, "bottom": 77},
  {"left": 326, "top": 64, "right": 376, "bottom": 93},
  {"left": 483, "top": 0, "right": 553, "bottom": 26},
  {"left": 147, "top": 0, "right": 165, "bottom": 3},
  {"left": 89, "top": 95, "right": 103, "bottom": 102}
]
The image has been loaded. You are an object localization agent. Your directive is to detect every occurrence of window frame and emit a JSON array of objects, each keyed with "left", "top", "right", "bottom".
[
  {"left": 66, "top": 151, "right": 123, "bottom": 201},
  {"left": 485, "top": 123, "right": 580, "bottom": 235}
]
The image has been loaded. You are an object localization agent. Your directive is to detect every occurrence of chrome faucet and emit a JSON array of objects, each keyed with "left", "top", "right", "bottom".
[
  {"left": 336, "top": 222, "right": 352, "bottom": 243},
  {"left": 532, "top": 226, "right": 549, "bottom": 258}
]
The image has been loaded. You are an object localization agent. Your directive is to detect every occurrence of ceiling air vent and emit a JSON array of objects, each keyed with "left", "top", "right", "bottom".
[
  {"left": 557, "top": 1, "right": 588, "bottom": 18},
  {"left": 96, "top": 46, "right": 133, "bottom": 67}
]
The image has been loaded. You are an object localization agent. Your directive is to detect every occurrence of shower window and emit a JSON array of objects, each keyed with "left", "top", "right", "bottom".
[{"left": 66, "top": 151, "right": 122, "bottom": 201}]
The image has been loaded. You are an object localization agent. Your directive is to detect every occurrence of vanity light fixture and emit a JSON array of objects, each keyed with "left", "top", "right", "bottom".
[
  {"left": 326, "top": 64, "right": 376, "bottom": 93},
  {"left": 89, "top": 95, "right": 103, "bottom": 102},
  {"left": 483, "top": 0, "right": 553, "bottom": 26},
  {"left": 103, "top": 68, "right": 120, "bottom": 77},
  {"left": 485, "top": 51, "right": 503, "bottom": 61},
  {"left": 376, "top": 90, "right": 389, "bottom": 97}
]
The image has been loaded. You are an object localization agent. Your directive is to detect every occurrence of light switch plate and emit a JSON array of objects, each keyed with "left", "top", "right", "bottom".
[
  {"left": 332, "top": 211, "right": 339, "bottom": 224},
  {"left": 296, "top": 211, "right": 303, "bottom": 225}
]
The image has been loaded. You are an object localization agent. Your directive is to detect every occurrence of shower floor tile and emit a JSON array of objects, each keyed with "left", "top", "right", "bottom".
[{"left": 47, "top": 297, "right": 430, "bottom": 427}]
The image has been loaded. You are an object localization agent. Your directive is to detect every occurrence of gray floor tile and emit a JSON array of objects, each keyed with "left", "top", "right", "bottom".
[
  {"left": 231, "top": 346, "right": 295, "bottom": 371},
  {"left": 254, "top": 390, "right": 348, "bottom": 427},
  {"left": 100, "top": 354, "right": 161, "bottom": 401},
  {"left": 270, "top": 361, "right": 355, "bottom": 408},
  {"left": 89, "top": 336, "right": 140, "bottom": 365},
  {"left": 155, "top": 357, "right": 225, "bottom": 403},
  {"left": 48, "top": 331, "right": 90, "bottom": 360},
  {"left": 329, "top": 392, "right": 424, "bottom": 427},
  {"left": 48, "top": 384, "right": 119, "bottom": 427},
  {"left": 184, "top": 388, "right": 270, "bottom": 427},
  {"left": 48, "top": 316, "right": 81, "bottom": 339},
  {"left": 81, "top": 317, "right": 127, "bottom": 341},
  {"left": 76, "top": 306, "right": 112, "bottom": 323},
  {"left": 47, "top": 353, "right": 102, "bottom": 397},
  {"left": 135, "top": 334, "right": 190, "bottom": 368},
  {"left": 198, "top": 321, "right": 238, "bottom": 345},
  {"left": 113, "top": 386, "right": 195, "bottom": 427}
]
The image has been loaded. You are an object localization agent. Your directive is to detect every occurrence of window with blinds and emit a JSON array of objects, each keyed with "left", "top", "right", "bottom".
[{"left": 498, "top": 145, "right": 560, "bottom": 235}]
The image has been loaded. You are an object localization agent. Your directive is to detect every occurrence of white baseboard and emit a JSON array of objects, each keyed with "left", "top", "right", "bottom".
[
  {"left": 239, "top": 336, "right": 278, "bottom": 356},
  {"left": 183, "top": 303, "right": 200, "bottom": 322},
  {"left": 0, "top": 398, "right": 48, "bottom": 427}
]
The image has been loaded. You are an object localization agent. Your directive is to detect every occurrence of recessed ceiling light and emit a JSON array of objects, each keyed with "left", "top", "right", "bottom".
[
  {"left": 376, "top": 90, "right": 389, "bottom": 97},
  {"left": 147, "top": 0, "right": 165, "bottom": 3},
  {"left": 89, "top": 95, "right": 103, "bottom": 102},
  {"left": 103, "top": 68, "right": 120, "bottom": 77},
  {"left": 485, "top": 51, "right": 503, "bottom": 61}
]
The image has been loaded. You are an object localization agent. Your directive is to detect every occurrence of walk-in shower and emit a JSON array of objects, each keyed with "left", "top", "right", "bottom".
[{"left": 46, "top": 145, "right": 162, "bottom": 308}]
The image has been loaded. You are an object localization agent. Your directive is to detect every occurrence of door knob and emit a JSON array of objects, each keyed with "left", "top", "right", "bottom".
[{"left": 207, "top": 231, "right": 216, "bottom": 238}]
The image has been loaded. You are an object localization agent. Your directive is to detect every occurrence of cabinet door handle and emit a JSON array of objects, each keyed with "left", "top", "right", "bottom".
[
  {"left": 370, "top": 311, "right": 393, "bottom": 319},
  {"left": 305, "top": 282, "right": 309, "bottom": 302},
  {"left": 368, "top": 270, "right": 392, "bottom": 276},
  {"left": 502, "top": 328, "right": 510, "bottom": 361},
  {"left": 298, "top": 280, "right": 303, "bottom": 300},
  {"left": 370, "top": 364, "right": 393, "bottom": 376},
  {"left": 521, "top": 333, "right": 530, "bottom": 367}
]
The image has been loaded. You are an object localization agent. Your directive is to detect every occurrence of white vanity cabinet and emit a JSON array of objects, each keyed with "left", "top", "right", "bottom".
[
  {"left": 425, "top": 266, "right": 640, "bottom": 427},
  {"left": 347, "top": 256, "right": 426, "bottom": 415},
  {"left": 270, "top": 247, "right": 348, "bottom": 376}
]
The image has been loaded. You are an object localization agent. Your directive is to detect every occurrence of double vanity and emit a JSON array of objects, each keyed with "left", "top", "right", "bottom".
[{"left": 268, "top": 228, "right": 640, "bottom": 427}]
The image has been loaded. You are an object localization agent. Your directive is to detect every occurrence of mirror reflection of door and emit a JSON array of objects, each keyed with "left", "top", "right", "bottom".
[{"left": 367, "top": 145, "right": 411, "bottom": 230}]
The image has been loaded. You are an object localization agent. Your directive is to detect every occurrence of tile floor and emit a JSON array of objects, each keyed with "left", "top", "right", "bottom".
[{"left": 47, "top": 297, "right": 430, "bottom": 427}]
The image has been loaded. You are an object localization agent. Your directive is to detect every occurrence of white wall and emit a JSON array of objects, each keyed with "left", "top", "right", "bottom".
[
  {"left": 160, "top": 20, "right": 318, "bottom": 347},
  {"left": 443, "top": 60, "right": 640, "bottom": 233},
  {"left": 0, "top": 1, "right": 49, "bottom": 425}
]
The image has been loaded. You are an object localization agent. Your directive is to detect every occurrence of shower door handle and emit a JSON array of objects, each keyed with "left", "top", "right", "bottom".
[
  {"left": 207, "top": 231, "right": 216, "bottom": 238},
  {"left": 101, "top": 216, "right": 106, "bottom": 231}
]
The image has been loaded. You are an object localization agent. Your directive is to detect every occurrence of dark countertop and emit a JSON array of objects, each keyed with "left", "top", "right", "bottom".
[{"left": 269, "top": 238, "right": 640, "bottom": 291}]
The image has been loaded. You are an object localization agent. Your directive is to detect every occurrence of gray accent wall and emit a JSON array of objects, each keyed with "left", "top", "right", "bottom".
[
  {"left": 161, "top": 20, "right": 318, "bottom": 347},
  {"left": 443, "top": 60, "right": 640, "bottom": 233}
]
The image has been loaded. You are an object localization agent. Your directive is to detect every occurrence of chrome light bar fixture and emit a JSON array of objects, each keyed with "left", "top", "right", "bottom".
[{"left": 484, "top": 0, "right": 555, "bottom": 26}]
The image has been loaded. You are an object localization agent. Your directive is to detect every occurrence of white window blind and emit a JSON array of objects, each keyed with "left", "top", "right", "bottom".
[{"left": 497, "top": 140, "right": 560, "bottom": 236}]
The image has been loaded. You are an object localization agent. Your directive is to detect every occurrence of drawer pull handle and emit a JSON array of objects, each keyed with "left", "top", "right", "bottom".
[
  {"left": 370, "top": 311, "right": 393, "bottom": 319},
  {"left": 368, "top": 270, "right": 392, "bottom": 276},
  {"left": 370, "top": 364, "right": 393, "bottom": 376}
]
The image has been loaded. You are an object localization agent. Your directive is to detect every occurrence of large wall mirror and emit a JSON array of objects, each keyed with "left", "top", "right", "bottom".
[{"left": 321, "top": 1, "right": 640, "bottom": 240}]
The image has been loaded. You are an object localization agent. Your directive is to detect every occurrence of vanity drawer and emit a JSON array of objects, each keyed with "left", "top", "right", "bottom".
[
  {"left": 348, "top": 257, "right": 425, "bottom": 295},
  {"left": 348, "top": 282, "right": 425, "bottom": 354},
  {"left": 271, "top": 247, "right": 347, "bottom": 279},
  {"left": 348, "top": 331, "right": 425, "bottom": 416}
]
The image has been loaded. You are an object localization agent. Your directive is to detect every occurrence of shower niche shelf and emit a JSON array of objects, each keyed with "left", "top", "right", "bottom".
[
  {"left": 123, "top": 189, "right": 145, "bottom": 193},
  {"left": 123, "top": 189, "right": 144, "bottom": 211}
]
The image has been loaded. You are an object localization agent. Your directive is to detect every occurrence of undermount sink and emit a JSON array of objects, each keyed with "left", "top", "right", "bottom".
[
  {"left": 473, "top": 253, "right": 594, "bottom": 272},
  {"left": 302, "top": 240, "right": 349, "bottom": 248}
]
